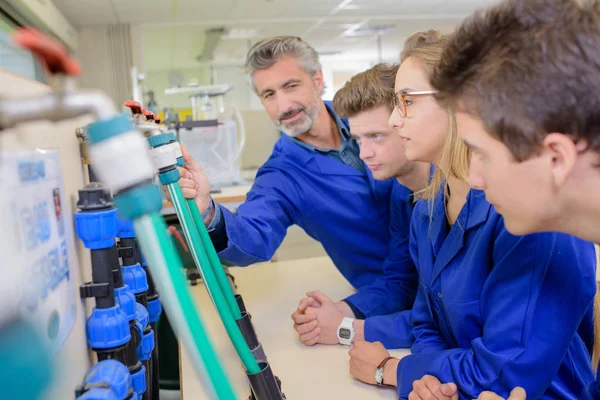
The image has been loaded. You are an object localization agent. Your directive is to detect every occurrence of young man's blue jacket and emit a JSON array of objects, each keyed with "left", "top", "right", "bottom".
[
  {"left": 395, "top": 189, "right": 596, "bottom": 400},
  {"left": 344, "top": 180, "right": 418, "bottom": 338}
]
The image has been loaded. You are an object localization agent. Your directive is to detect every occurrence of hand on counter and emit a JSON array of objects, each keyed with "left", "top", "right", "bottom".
[
  {"left": 349, "top": 341, "right": 397, "bottom": 386},
  {"left": 291, "top": 295, "right": 322, "bottom": 346},
  {"left": 291, "top": 290, "right": 364, "bottom": 346},
  {"left": 409, "top": 375, "right": 458, "bottom": 400},
  {"left": 476, "top": 388, "right": 526, "bottom": 400}
]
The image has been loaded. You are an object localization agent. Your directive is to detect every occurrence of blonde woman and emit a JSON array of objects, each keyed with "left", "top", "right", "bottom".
[{"left": 347, "top": 30, "right": 596, "bottom": 400}]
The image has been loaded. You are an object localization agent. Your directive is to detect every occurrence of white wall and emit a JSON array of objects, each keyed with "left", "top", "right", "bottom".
[
  {"left": 144, "top": 67, "right": 210, "bottom": 110},
  {"left": 0, "top": 69, "right": 93, "bottom": 400},
  {"left": 76, "top": 24, "right": 134, "bottom": 108},
  {"left": 212, "top": 63, "right": 253, "bottom": 110},
  {"left": 141, "top": 25, "right": 212, "bottom": 110},
  {"left": 77, "top": 26, "right": 113, "bottom": 94}
]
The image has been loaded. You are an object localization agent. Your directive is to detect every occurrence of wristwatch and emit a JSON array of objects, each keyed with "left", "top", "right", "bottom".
[
  {"left": 336, "top": 317, "right": 355, "bottom": 345},
  {"left": 375, "top": 356, "right": 396, "bottom": 387}
]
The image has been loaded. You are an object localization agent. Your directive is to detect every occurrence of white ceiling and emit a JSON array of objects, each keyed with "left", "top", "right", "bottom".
[{"left": 52, "top": 0, "right": 500, "bottom": 64}]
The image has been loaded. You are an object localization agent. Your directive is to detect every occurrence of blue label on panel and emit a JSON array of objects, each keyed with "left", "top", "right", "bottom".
[
  {"left": 17, "top": 160, "right": 45, "bottom": 183},
  {"left": 34, "top": 200, "right": 51, "bottom": 243},
  {"left": 21, "top": 206, "right": 37, "bottom": 250}
]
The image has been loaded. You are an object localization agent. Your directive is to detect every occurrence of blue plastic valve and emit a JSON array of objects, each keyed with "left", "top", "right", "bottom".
[
  {"left": 83, "top": 359, "right": 132, "bottom": 400},
  {"left": 86, "top": 306, "right": 130, "bottom": 349}
]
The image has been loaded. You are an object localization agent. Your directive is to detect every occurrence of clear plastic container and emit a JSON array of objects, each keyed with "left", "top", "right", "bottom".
[{"left": 178, "top": 120, "right": 242, "bottom": 188}]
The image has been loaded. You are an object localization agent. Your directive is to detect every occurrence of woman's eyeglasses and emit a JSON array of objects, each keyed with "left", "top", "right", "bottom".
[{"left": 393, "top": 90, "right": 438, "bottom": 118}]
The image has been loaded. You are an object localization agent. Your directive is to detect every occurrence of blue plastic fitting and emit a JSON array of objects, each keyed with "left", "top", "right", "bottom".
[
  {"left": 121, "top": 264, "right": 149, "bottom": 295},
  {"left": 134, "top": 303, "right": 149, "bottom": 330},
  {"left": 130, "top": 364, "right": 146, "bottom": 397},
  {"left": 116, "top": 215, "right": 135, "bottom": 239},
  {"left": 147, "top": 298, "right": 162, "bottom": 324},
  {"left": 83, "top": 359, "right": 132, "bottom": 400},
  {"left": 75, "top": 208, "right": 118, "bottom": 250},
  {"left": 113, "top": 286, "right": 136, "bottom": 322},
  {"left": 136, "top": 326, "right": 155, "bottom": 362},
  {"left": 86, "top": 306, "right": 131, "bottom": 349}
]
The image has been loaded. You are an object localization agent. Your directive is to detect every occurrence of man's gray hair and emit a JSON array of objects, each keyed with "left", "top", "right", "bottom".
[{"left": 245, "top": 36, "right": 322, "bottom": 93}]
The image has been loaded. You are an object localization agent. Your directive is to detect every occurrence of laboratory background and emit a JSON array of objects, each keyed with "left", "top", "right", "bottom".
[{"left": 0, "top": 0, "right": 596, "bottom": 400}]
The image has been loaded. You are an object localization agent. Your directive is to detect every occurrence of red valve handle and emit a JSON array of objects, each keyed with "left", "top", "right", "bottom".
[
  {"left": 143, "top": 110, "right": 155, "bottom": 121},
  {"left": 124, "top": 100, "right": 143, "bottom": 115},
  {"left": 12, "top": 27, "right": 81, "bottom": 76}
]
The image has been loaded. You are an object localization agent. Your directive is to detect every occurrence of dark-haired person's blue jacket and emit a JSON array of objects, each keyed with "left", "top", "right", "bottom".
[{"left": 395, "top": 189, "right": 596, "bottom": 400}]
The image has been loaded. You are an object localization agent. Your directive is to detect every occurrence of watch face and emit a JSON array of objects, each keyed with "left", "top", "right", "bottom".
[
  {"left": 339, "top": 328, "right": 351, "bottom": 339},
  {"left": 375, "top": 368, "right": 383, "bottom": 384}
]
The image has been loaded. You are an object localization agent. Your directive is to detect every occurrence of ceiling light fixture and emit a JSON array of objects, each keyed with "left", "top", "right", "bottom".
[
  {"left": 332, "top": 0, "right": 354, "bottom": 14},
  {"left": 342, "top": 20, "right": 367, "bottom": 37},
  {"left": 223, "top": 28, "right": 263, "bottom": 39},
  {"left": 344, "top": 24, "right": 395, "bottom": 37}
]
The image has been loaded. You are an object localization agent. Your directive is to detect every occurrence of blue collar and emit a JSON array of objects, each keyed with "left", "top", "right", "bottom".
[
  {"left": 417, "top": 186, "right": 491, "bottom": 231},
  {"left": 276, "top": 101, "right": 358, "bottom": 170},
  {"left": 420, "top": 187, "right": 492, "bottom": 282}
]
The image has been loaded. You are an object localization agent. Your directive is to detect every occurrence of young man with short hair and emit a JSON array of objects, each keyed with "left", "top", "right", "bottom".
[
  {"left": 291, "top": 63, "right": 430, "bottom": 348},
  {"left": 423, "top": 0, "right": 600, "bottom": 399}
]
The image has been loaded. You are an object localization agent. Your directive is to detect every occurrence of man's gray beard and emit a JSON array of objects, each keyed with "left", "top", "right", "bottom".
[{"left": 276, "top": 98, "right": 321, "bottom": 138}]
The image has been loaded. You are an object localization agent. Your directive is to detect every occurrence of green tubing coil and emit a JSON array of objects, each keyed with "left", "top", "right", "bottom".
[
  {"left": 167, "top": 183, "right": 260, "bottom": 374},
  {"left": 133, "top": 213, "right": 236, "bottom": 399},
  {"left": 186, "top": 197, "right": 241, "bottom": 319}
]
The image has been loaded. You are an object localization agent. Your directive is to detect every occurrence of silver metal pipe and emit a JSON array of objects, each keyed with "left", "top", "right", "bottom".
[{"left": 0, "top": 89, "right": 117, "bottom": 130}]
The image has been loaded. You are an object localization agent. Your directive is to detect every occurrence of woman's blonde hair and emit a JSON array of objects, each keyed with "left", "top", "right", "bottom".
[{"left": 400, "top": 30, "right": 470, "bottom": 202}]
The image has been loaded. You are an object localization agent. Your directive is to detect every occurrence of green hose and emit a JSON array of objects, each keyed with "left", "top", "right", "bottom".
[
  {"left": 134, "top": 214, "right": 236, "bottom": 399},
  {"left": 186, "top": 197, "right": 241, "bottom": 319},
  {"left": 167, "top": 183, "right": 260, "bottom": 374}
]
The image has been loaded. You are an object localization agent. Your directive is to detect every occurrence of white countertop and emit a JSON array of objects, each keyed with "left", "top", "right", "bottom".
[{"left": 180, "top": 256, "right": 410, "bottom": 399}]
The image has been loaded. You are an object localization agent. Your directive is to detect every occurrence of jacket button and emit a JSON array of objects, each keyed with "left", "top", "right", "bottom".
[{"left": 437, "top": 293, "right": 443, "bottom": 299}]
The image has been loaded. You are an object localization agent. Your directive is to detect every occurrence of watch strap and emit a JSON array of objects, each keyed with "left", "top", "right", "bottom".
[{"left": 376, "top": 356, "right": 396, "bottom": 388}]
